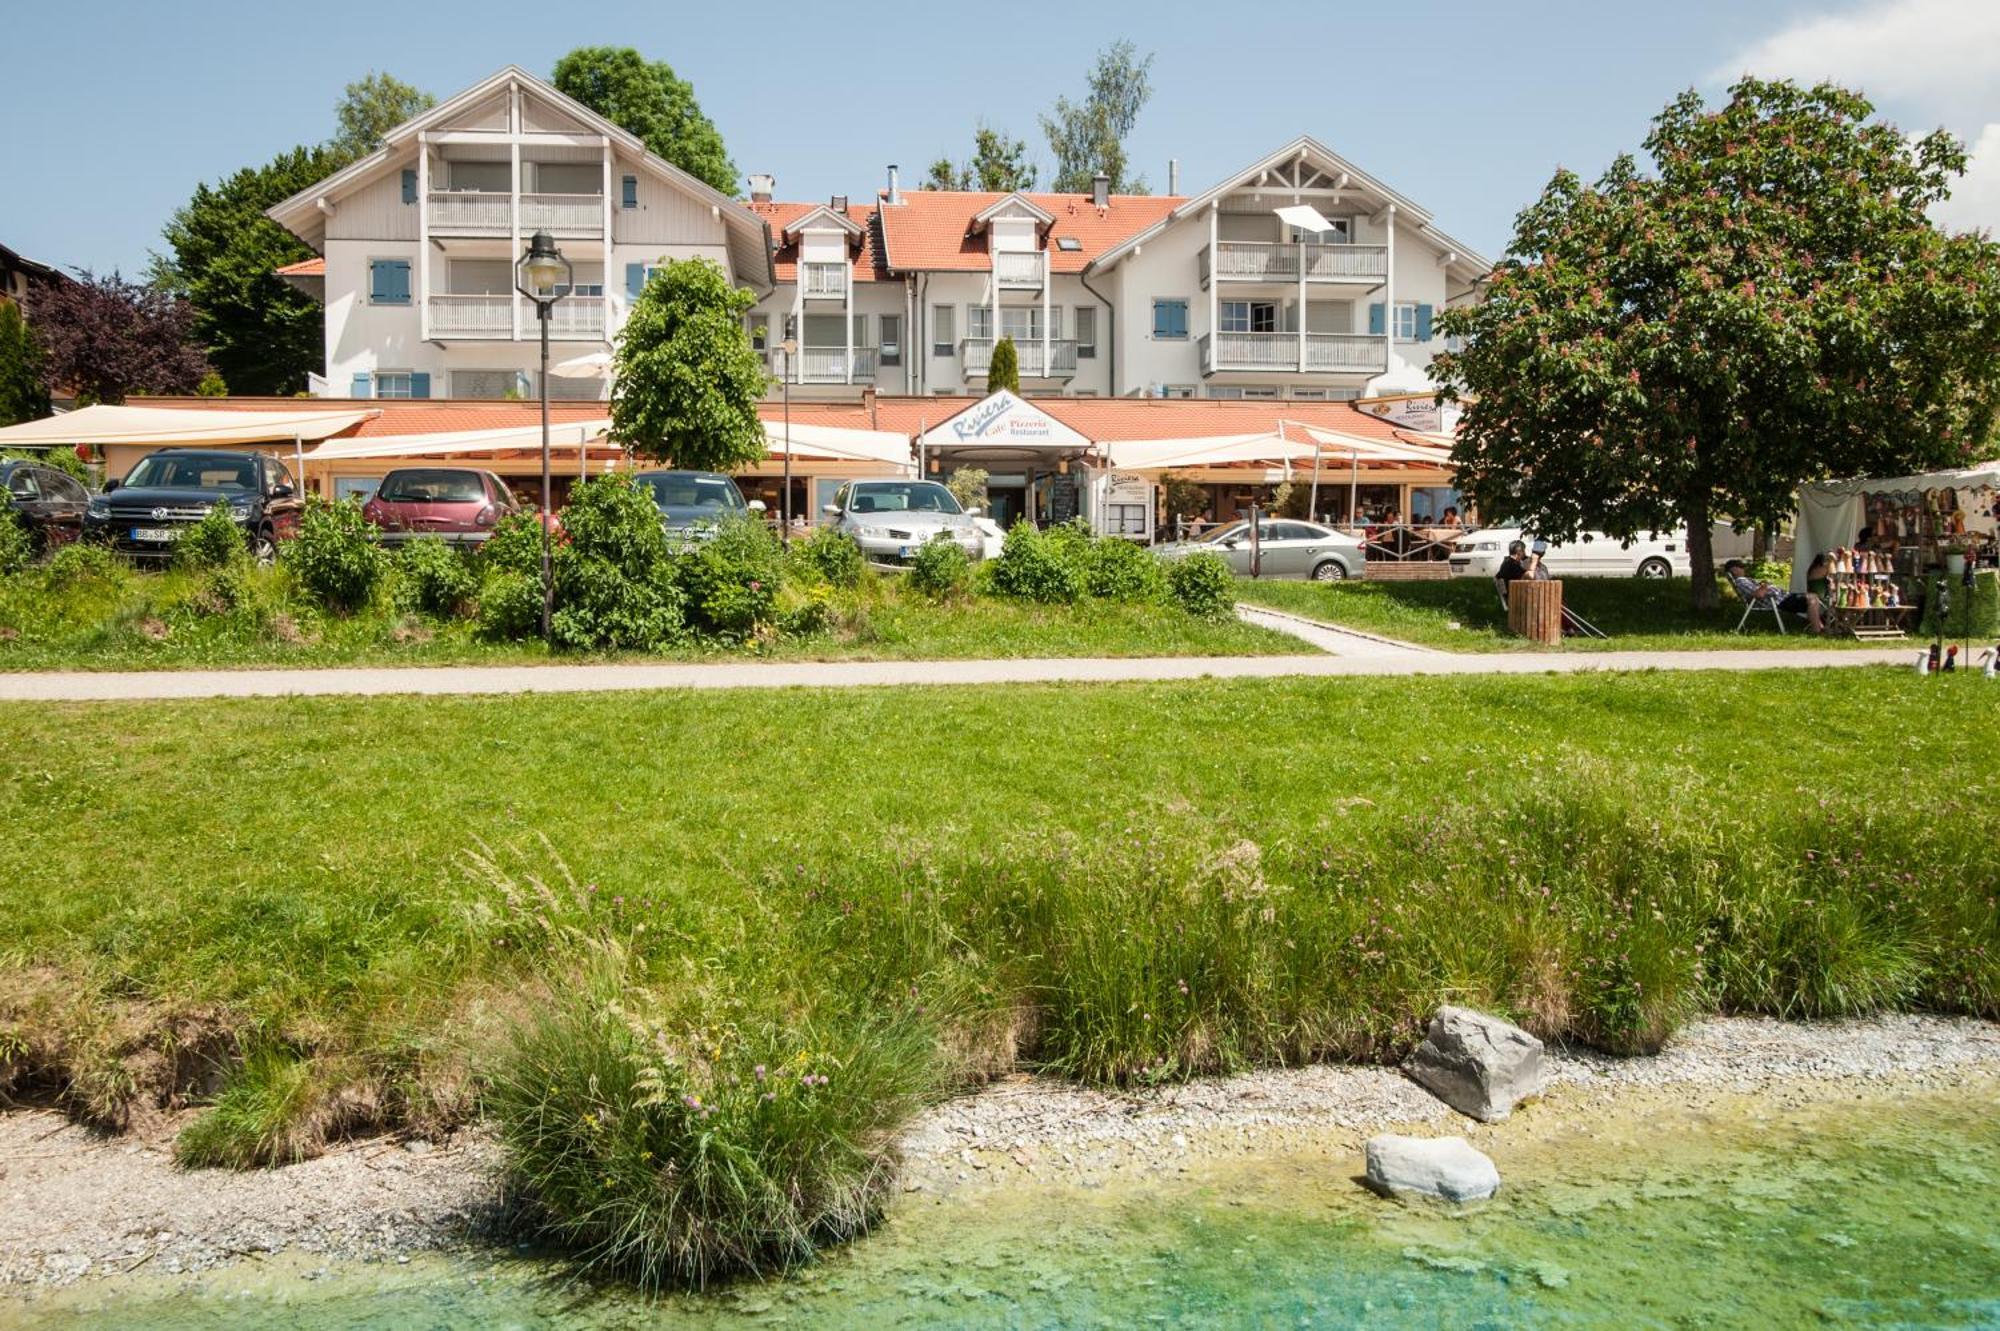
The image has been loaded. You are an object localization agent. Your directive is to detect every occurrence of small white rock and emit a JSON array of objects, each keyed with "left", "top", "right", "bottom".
[{"left": 1363, "top": 1134, "right": 1500, "bottom": 1202}]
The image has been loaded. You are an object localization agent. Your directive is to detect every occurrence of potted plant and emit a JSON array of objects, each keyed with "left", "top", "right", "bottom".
[{"left": 1945, "top": 535, "right": 1973, "bottom": 578}]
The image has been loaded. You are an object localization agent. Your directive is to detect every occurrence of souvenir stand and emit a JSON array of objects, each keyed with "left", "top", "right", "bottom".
[{"left": 1794, "top": 462, "right": 2000, "bottom": 640}]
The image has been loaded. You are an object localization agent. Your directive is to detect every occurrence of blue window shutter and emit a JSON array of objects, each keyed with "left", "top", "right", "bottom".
[
  {"left": 621, "top": 175, "right": 638, "bottom": 208},
  {"left": 626, "top": 263, "right": 646, "bottom": 300},
  {"left": 1368, "top": 302, "right": 1385, "bottom": 336},
  {"left": 1415, "top": 304, "right": 1434, "bottom": 341},
  {"left": 409, "top": 371, "right": 430, "bottom": 399},
  {"left": 351, "top": 372, "right": 371, "bottom": 399},
  {"left": 401, "top": 169, "right": 417, "bottom": 205},
  {"left": 370, "top": 260, "right": 411, "bottom": 305},
  {"left": 369, "top": 261, "right": 387, "bottom": 303}
]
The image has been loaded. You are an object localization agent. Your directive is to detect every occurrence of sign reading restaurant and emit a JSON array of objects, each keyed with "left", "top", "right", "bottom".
[{"left": 924, "top": 391, "right": 1091, "bottom": 451}]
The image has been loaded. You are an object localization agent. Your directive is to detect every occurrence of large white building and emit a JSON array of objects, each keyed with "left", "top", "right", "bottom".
[{"left": 271, "top": 68, "right": 1488, "bottom": 405}]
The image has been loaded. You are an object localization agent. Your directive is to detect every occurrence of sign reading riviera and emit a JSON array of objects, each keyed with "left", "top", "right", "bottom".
[{"left": 930, "top": 391, "right": 1089, "bottom": 450}]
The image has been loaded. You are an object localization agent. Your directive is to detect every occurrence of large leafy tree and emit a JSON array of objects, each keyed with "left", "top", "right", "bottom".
[
  {"left": 552, "top": 47, "right": 736, "bottom": 195},
  {"left": 1042, "top": 41, "right": 1154, "bottom": 194},
  {"left": 611, "top": 259, "right": 769, "bottom": 471},
  {"left": 1435, "top": 79, "right": 2000, "bottom": 608},
  {"left": 329, "top": 71, "right": 435, "bottom": 157},
  {"left": 154, "top": 145, "right": 349, "bottom": 396},
  {"left": 32, "top": 271, "right": 210, "bottom": 404},
  {"left": 0, "top": 301, "right": 51, "bottom": 424},
  {"left": 925, "top": 126, "right": 1038, "bottom": 192}
]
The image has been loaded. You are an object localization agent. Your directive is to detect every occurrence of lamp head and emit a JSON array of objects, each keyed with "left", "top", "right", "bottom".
[{"left": 516, "top": 231, "right": 571, "bottom": 302}]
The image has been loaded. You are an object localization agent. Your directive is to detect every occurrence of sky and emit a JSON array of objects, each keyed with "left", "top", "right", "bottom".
[{"left": 4, "top": 0, "right": 1995, "bottom": 277}]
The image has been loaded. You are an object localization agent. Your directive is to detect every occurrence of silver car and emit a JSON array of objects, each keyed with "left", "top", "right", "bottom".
[
  {"left": 1159, "top": 519, "right": 1364, "bottom": 581},
  {"left": 823, "top": 479, "right": 984, "bottom": 565}
]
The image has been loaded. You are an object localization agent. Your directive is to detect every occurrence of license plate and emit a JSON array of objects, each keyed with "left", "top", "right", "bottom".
[
  {"left": 897, "top": 545, "right": 910, "bottom": 558},
  {"left": 131, "top": 527, "right": 176, "bottom": 543}
]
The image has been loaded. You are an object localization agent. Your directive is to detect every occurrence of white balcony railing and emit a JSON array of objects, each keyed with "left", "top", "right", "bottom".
[
  {"left": 520, "top": 193, "right": 605, "bottom": 236},
  {"left": 427, "top": 295, "right": 607, "bottom": 341},
  {"left": 1198, "top": 331, "right": 1388, "bottom": 375},
  {"left": 1199, "top": 241, "right": 1389, "bottom": 285},
  {"left": 795, "top": 346, "right": 879, "bottom": 383},
  {"left": 962, "top": 337, "right": 1077, "bottom": 378},
  {"left": 427, "top": 191, "right": 511, "bottom": 235},
  {"left": 994, "top": 250, "right": 1044, "bottom": 289},
  {"left": 801, "top": 263, "right": 847, "bottom": 299}
]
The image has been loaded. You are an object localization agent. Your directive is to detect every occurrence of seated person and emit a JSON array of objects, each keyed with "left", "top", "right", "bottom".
[
  {"left": 1805, "top": 551, "right": 1831, "bottom": 601},
  {"left": 1439, "top": 506, "right": 1461, "bottom": 527},
  {"left": 1724, "top": 558, "right": 1824, "bottom": 633},
  {"left": 1494, "top": 540, "right": 1532, "bottom": 601}
]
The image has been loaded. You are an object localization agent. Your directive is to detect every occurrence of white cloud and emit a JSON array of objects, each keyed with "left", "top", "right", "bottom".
[{"left": 1721, "top": 0, "right": 2000, "bottom": 233}]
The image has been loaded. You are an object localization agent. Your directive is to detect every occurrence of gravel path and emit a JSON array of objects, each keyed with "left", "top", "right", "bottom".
[{"left": 2, "top": 1014, "right": 1992, "bottom": 1290}]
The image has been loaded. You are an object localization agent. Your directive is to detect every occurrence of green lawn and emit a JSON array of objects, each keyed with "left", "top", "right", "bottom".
[
  {"left": 0, "top": 564, "right": 1304, "bottom": 671},
  {"left": 1235, "top": 576, "right": 1886, "bottom": 652},
  {"left": 4, "top": 670, "right": 1992, "bottom": 1281}
]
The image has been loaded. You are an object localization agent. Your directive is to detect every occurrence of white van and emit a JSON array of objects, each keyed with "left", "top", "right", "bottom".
[{"left": 1448, "top": 527, "right": 1690, "bottom": 579}]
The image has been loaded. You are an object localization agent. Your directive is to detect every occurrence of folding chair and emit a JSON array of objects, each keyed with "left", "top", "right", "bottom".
[{"left": 1731, "top": 580, "right": 1790, "bottom": 634}]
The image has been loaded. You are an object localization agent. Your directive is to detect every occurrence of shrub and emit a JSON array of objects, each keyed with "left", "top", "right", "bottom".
[
  {"left": 477, "top": 570, "right": 543, "bottom": 641},
  {"left": 788, "top": 523, "right": 863, "bottom": 589},
  {"left": 986, "top": 523, "right": 1081, "bottom": 603},
  {"left": 1166, "top": 551, "right": 1234, "bottom": 620},
  {"left": 481, "top": 510, "right": 550, "bottom": 580},
  {"left": 986, "top": 336, "right": 1020, "bottom": 394},
  {"left": 674, "top": 515, "right": 785, "bottom": 640},
  {"left": 285, "top": 497, "right": 386, "bottom": 612},
  {"left": 906, "top": 531, "right": 971, "bottom": 599},
  {"left": 396, "top": 537, "right": 478, "bottom": 618},
  {"left": 776, "top": 582, "right": 837, "bottom": 637},
  {"left": 171, "top": 502, "right": 248, "bottom": 572},
  {"left": 0, "top": 511, "right": 27, "bottom": 576},
  {"left": 44, "top": 541, "right": 120, "bottom": 587},
  {"left": 487, "top": 963, "right": 938, "bottom": 1289},
  {"left": 945, "top": 467, "right": 989, "bottom": 515},
  {"left": 1078, "top": 536, "right": 1166, "bottom": 602},
  {"left": 547, "top": 475, "right": 685, "bottom": 652}
]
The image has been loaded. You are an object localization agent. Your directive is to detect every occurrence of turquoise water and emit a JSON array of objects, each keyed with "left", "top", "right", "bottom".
[{"left": 8, "top": 1080, "right": 2000, "bottom": 1329}]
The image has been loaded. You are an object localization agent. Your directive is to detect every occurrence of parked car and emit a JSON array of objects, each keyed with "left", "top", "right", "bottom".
[
  {"left": 822, "top": 479, "right": 985, "bottom": 565},
  {"left": 84, "top": 449, "right": 302, "bottom": 562},
  {"left": 361, "top": 467, "right": 519, "bottom": 546},
  {"left": 631, "top": 470, "right": 763, "bottom": 540},
  {"left": 1, "top": 457, "right": 90, "bottom": 554},
  {"left": 1157, "top": 519, "right": 1365, "bottom": 581},
  {"left": 1447, "top": 527, "right": 1689, "bottom": 580}
]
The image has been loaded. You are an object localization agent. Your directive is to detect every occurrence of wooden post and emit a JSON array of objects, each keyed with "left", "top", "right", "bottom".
[{"left": 1508, "top": 579, "right": 1563, "bottom": 644}]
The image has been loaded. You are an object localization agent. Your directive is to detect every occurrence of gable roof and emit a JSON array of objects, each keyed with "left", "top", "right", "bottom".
[
  {"left": 750, "top": 202, "right": 889, "bottom": 283},
  {"left": 874, "top": 191, "right": 1182, "bottom": 274},
  {"left": 776, "top": 204, "right": 865, "bottom": 239},
  {"left": 971, "top": 193, "right": 1055, "bottom": 227},
  {"left": 264, "top": 66, "right": 773, "bottom": 291},
  {"left": 1089, "top": 136, "right": 1491, "bottom": 281}
]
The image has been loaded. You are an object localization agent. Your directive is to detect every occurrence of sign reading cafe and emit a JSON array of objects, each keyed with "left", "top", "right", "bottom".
[{"left": 934, "top": 391, "right": 1087, "bottom": 448}]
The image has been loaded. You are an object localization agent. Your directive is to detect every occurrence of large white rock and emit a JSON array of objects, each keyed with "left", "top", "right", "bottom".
[
  {"left": 1404, "top": 1005, "right": 1545, "bottom": 1123},
  {"left": 1364, "top": 1134, "right": 1500, "bottom": 1202}
]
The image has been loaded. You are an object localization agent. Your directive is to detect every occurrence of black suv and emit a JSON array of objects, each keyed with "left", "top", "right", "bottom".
[
  {"left": 85, "top": 449, "right": 303, "bottom": 562},
  {"left": 2, "top": 457, "right": 91, "bottom": 554}
]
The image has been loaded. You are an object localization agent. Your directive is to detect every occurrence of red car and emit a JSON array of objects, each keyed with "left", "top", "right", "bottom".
[{"left": 361, "top": 468, "right": 520, "bottom": 546}]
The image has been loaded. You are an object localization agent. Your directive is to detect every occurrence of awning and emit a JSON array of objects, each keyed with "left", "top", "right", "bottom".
[
  {"left": 761, "top": 421, "right": 912, "bottom": 468},
  {"left": 1293, "top": 425, "right": 1455, "bottom": 466},
  {"left": 306, "top": 419, "right": 616, "bottom": 462},
  {"left": 0, "top": 404, "right": 376, "bottom": 447},
  {"left": 1106, "top": 432, "right": 1321, "bottom": 471},
  {"left": 1273, "top": 203, "right": 1338, "bottom": 235},
  {"left": 1791, "top": 459, "right": 2000, "bottom": 591}
]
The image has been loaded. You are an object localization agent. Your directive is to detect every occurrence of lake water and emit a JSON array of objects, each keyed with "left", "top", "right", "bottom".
[{"left": 7, "top": 1079, "right": 1998, "bottom": 1329}]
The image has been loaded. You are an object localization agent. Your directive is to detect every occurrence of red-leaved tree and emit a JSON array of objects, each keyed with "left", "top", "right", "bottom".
[{"left": 32, "top": 270, "right": 211, "bottom": 405}]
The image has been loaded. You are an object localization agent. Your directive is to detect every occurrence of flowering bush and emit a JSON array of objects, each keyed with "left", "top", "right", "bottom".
[{"left": 672, "top": 514, "right": 784, "bottom": 640}]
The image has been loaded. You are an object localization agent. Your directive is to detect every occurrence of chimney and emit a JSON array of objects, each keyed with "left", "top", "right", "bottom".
[
  {"left": 1168, "top": 158, "right": 1179, "bottom": 194},
  {"left": 831, "top": 193, "right": 849, "bottom": 212},
  {"left": 886, "top": 163, "right": 902, "bottom": 206},
  {"left": 747, "top": 173, "right": 775, "bottom": 203},
  {"left": 861, "top": 384, "right": 878, "bottom": 426},
  {"left": 1091, "top": 173, "right": 1110, "bottom": 208}
]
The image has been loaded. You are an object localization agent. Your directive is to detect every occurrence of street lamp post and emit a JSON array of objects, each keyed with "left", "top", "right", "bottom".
[
  {"left": 779, "top": 316, "right": 798, "bottom": 544},
  {"left": 514, "top": 230, "right": 572, "bottom": 640}
]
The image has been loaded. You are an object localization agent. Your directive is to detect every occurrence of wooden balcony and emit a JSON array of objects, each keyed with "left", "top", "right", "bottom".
[
  {"left": 993, "top": 250, "right": 1044, "bottom": 290},
  {"left": 1197, "top": 330, "right": 1387, "bottom": 375},
  {"left": 1198, "top": 241, "right": 1388, "bottom": 287},
  {"left": 962, "top": 337, "right": 1077, "bottom": 378}
]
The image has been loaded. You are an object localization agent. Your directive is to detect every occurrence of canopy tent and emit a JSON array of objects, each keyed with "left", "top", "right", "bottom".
[
  {"left": 1105, "top": 431, "right": 1321, "bottom": 472},
  {"left": 0, "top": 404, "right": 375, "bottom": 448},
  {"left": 306, "top": 419, "right": 617, "bottom": 463},
  {"left": 761, "top": 422, "right": 912, "bottom": 468},
  {"left": 1792, "top": 460, "right": 2000, "bottom": 592}
]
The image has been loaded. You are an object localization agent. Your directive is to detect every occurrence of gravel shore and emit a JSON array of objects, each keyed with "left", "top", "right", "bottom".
[{"left": 3, "top": 1013, "right": 1995, "bottom": 1291}]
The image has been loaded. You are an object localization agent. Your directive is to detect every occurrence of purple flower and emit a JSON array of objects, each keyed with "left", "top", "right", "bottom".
[{"left": 753, "top": 1064, "right": 767, "bottom": 1080}]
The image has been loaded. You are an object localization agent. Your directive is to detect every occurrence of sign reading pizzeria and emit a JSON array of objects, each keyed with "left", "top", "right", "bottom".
[{"left": 921, "top": 391, "right": 1090, "bottom": 452}]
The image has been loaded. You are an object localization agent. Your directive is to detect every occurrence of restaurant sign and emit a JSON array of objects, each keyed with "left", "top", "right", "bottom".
[
  {"left": 1358, "top": 393, "right": 1456, "bottom": 433},
  {"left": 926, "top": 391, "right": 1089, "bottom": 450}
]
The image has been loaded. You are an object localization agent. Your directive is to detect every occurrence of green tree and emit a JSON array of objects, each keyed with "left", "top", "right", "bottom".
[
  {"left": 1435, "top": 79, "right": 2000, "bottom": 609},
  {"left": 1042, "top": 41, "right": 1154, "bottom": 194},
  {"left": 611, "top": 259, "right": 769, "bottom": 471},
  {"left": 552, "top": 47, "right": 735, "bottom": 194},
  {"left": 945, "top": 466, "right": 989, "bottom": 513},
  {"left": 330, "top": 71, "right": 435, "bottom": 157},
  {"left": 987, "top": 336, "right": 1021, "bottom": 394},
  {"left": 0, "top": 302, "right": 50, "bottom": 425},
  {"left": 926, "top": 126, "right": 1037, "bottom": 192},
  {"left": 153, "top": 144, "right": 349, "bottom": 396},
  {"left": 195, "top": 370, "right": 228, "bottom": 398}
]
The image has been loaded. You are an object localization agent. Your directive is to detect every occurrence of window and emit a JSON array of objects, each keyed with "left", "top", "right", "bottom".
[
  {"left": 1290, "top": 388, "right": 1328, "bottom": 401},
  {"left": 931, "top": 304, "right": 955, "bottom": 355},
  {"left": 452, "top": 369, "right": 519, "bottom": 400},
  {"left": 448, "top": 160, "right": 510, "bottom": 192},
  {"left": 852, "top": 313, "right": 871, "bottom": 347},
  {"left": 1288, "top": 217, "right": 1353, "bottom": 243},
  {"left": 533, "top": 163, "right": 602, "bottom": 195},
  {"left": 6, "top": 469, "right": 37, "bottom": 499},
  {"left": 1157, "top": 384, "right": 1195, "bottom": 399},
  {"left": 374, "top": 371, "right": 414, "bottom": 399},
  {"left": 40, "top": 470, "right": 86, "bottom": 503},
  {"left": 999, "top": 307, "right": 1041, "bottom": 341},
  {"left": 1240, "top": 386, "right": 1280, "bottom": 400},
  {"left": 745, "top": 313, "right": 770, "bottom": 363},
  {"left": 967, "top": 305, "right": 994, "bottom": 341},
  {"left": 803, "top": 261, "right": 845, "bottom": 294},
  {"left": 1220, "top": 301, "right": 1276, "bottom": 334},
  {"left": 1055, "top": 236, "right": 1082, "bottom": 252},
  {"left": 1152, "top": 298, "right": 1189, "bottom": 340},
  {"left": 1393, "top": 302, "right": 1419, "bottom": 341},
  {"left": 621, "top": 175, "right": 638, "bottom": 209},
  {"left": 368, "top": 259, "right": 411, "bottom": 305},
  {"left": 880, "top": 314, "right": 901, "bottom": 366},
  {"left": 1075, "top": 307, "right": 1097, "bottom": 359}
]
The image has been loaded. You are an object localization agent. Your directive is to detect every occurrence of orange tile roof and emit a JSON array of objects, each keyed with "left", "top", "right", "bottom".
[
  {"left": 757, "top": 395, "right": 1446, "bottom": 447},
  {"left": 747, "top": 201, "right": 890, "bottom": 283},
  {"left": 275, "top": 257, "right": 325, "bottom": 277},
  {"left": 872, "top": 191, "right": 1183, "bottom": 274}
]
